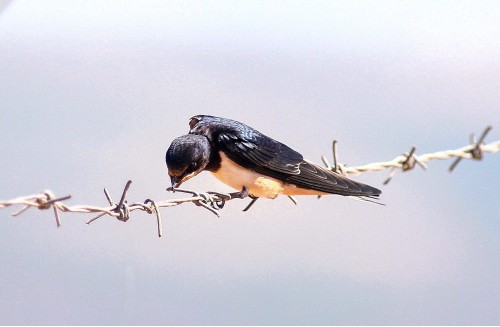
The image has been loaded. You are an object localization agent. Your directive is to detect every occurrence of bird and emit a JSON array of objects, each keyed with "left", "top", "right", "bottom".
[{"left": 166, "top": 115, "right": 381, "bottom": 202}]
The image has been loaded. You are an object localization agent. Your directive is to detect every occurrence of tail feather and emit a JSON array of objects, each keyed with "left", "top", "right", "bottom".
[{"left": 286, "top": 160, "right": 382, "bottom": 198}]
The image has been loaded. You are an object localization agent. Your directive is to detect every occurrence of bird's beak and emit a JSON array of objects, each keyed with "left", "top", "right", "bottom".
[
  {"left": 170, "top": 172, "right": 197, "bottom": 189},
  {"left": 170, "top": 176, "right": 181, "bottom": 188}
]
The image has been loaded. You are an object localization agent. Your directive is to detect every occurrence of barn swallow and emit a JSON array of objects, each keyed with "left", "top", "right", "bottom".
[{"left": 166, "top": 115, "right": 381, "bottom": 201}]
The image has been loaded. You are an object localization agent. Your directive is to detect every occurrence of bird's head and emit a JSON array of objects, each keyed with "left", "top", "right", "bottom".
[{"left": 165, "top": 134, "right": 211, "bottom": 188}]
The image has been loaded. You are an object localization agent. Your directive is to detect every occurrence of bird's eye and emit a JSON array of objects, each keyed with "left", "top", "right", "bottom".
[{"left": 189, "top": 117, "right": 200, "bottom": 130}]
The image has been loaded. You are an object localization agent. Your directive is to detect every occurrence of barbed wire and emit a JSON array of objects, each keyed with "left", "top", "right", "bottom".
[
  {"left": 1, "top": 125, "right": 498, "bottom": 236},
  {"left": 0, "top": 183, "right": 247, "bottom": 237},
  {"left": 323, "top": 125, "right": 498, "bottom": 184}
]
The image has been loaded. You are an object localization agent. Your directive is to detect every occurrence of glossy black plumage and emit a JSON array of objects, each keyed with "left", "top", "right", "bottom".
[{"left": 188, "top": 115, "right": 381, "bottom": 198}]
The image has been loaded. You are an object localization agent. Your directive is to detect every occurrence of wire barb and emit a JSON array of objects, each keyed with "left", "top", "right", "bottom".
[
  {"left": 166, "top": 187, "right": 223, "bottom": 217},
  {"left": 449, "top": 125, "right": 492, "bottom": 172},
  {"left": 382, "top": 146, "right": 427, "bottom": 185},
  {"left": 145, "top": 199, "right": 162, "bottom": 238},
  {"left": 321, "top": 140, "right": 348, "bottom": 176}
]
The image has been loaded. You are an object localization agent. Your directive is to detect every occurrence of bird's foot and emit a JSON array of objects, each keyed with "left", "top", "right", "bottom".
[{"left": 232, "top": 186, "right": 249, "bottom": 199}]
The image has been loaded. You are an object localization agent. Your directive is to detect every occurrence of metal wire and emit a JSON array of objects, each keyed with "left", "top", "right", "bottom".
[
  {"left": 1, "top": 126, "right": 498, "bottom": 236},
  {"left": 321, "top": 126, "right": 498, "bottom": 184}
]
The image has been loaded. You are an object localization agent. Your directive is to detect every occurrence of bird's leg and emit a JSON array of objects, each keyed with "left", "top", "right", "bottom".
[{"left": 243, "top": 196, "right": 258, "bottom": 211}]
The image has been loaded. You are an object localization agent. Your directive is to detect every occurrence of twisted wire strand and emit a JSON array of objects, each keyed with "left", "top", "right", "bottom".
[
  {"left": 341, "top": 141, "right": 499, "bottom": 175},
  {"left": 0, "top": 192, "right": 231, "bottom": 218}
]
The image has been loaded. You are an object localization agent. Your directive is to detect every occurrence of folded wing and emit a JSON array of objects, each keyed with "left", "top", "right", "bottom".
[{"left": 217, "top": 130, "right": 380, "bottom": 198}]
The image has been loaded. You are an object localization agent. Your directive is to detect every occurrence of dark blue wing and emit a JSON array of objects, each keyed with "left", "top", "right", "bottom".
[{"left": 217, "top": 128, "right": 303, "bottom": 175}]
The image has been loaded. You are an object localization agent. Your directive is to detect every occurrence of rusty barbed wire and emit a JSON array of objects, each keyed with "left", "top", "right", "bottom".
[{"left": 1, "top": 125, "right": 498, "bottom": 236}]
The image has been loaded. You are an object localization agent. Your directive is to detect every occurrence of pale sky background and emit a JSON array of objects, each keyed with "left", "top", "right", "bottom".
[{"left": 0, "top": 0, "right": 499, "bottom": 325}]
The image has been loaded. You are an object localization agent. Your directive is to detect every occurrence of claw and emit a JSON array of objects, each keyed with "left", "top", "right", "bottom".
[{"left": 232, "top": 186, "right": 248, "bottom": 199}]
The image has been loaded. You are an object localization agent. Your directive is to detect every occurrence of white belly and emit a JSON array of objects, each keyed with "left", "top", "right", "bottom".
[{"left": 211, "top": 152, "right": 327, "bottom": 198}]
